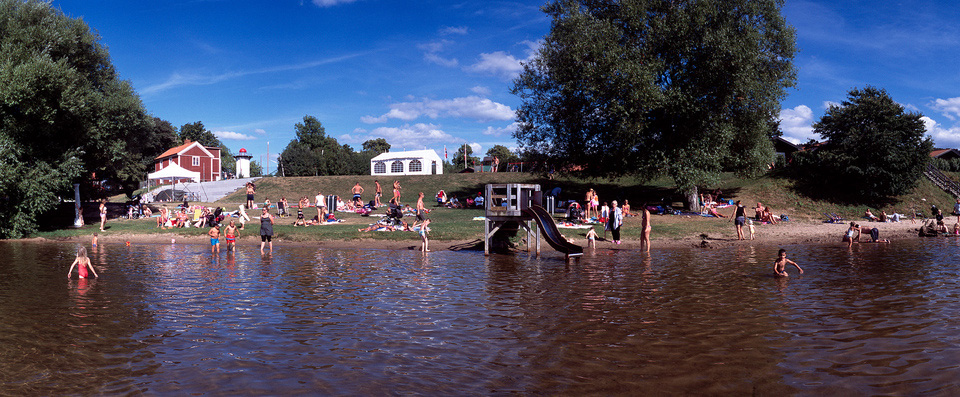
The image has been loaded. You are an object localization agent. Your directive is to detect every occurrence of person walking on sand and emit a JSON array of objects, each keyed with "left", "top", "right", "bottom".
[
  {"left": 67, "top": 246, "right": 98, "bottom": 279},
  {"left": 99, "top": 199, "right": 107, "bottom": 231},
  {"left": 774, "top": 249, "right": 803, "bottom": 277},
  {"left": 260, "top": 207, "right": 274, "bottom": 253},
  {"left": 606, "top": 200, "right": 623, "bottom": 245},
  {"left": 208, "top": 224, "right": 221, "bottom": 254},
  {"left": 640, "top": 203, "right": 651, "bottom": 251},
  {"left": 731, "top": 200, "right": 747, "bottom": 240}
]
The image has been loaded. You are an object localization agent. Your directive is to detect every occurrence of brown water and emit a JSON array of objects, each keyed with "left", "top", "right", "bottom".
[{"left": 1, "top": 239, "right": 959, "bottom": 394}]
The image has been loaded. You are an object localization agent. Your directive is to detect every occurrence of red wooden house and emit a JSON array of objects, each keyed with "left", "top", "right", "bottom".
[{"left": 153, "top": 140, "right": 222, "bottom": 182}]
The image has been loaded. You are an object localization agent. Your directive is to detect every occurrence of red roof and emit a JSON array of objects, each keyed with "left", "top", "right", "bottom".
[
  {"left": 155, "top": 140, "right": 194, "bottom": 160},
  {"left": 931, "top": 149, "right": 952, "bottom": 158},
  {"left": 239, "top": 148, "right": 247, "bottom": 153}
]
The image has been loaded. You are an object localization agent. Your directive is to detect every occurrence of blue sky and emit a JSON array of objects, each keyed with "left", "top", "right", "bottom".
[{"left": 50, "top": 0, "right": 960, "bottom": 173}]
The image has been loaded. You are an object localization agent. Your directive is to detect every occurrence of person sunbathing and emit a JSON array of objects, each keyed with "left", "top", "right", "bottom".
[
  {"left": 707, "top": 204, "right": 727, "bottom": 218},
  {"left": 864, "top": 209, "right": 879, "bottom": 221}
]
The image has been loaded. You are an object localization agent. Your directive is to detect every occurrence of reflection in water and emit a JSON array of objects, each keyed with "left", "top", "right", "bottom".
[{"left": 1, "top": 240, "right": 960, "bottom": 394}]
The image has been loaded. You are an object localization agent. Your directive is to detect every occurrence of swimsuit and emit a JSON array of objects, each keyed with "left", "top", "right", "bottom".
[
  {"left": 211, "top": 238, "right": 219, "bottom": 246},
  {"left": 78, "top": 262, "right": 89, "bottom": 278},
  {"left": 226, "top": 234, "right": 235, "bottom": 243}
]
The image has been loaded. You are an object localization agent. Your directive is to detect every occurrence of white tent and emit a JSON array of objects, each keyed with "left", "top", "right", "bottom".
[
  {"left": 370, "top": 150, "right": 443, "bottom": 176},
  {"left": 148, "top": 162, "right": 200, "bottom": 182}
]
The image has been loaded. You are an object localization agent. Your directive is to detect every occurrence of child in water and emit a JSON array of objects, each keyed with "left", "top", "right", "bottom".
[
  {"left": 67, "top": 246, "right": 98, "bottom": 279},
  {"left": 208, "top": 224, "right": 221, "bottom": 253},
  {"left": 774, "top": 249, "right": 803, "bottom": 277},
  {"left": 419, "top": 218, "right": 431, "bottom": 252},
  {"left": 585, "top": 227, "right": 598, "bottom": 249}
]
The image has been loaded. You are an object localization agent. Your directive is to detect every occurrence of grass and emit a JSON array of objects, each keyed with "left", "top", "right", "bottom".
[{"left": 31, "top": 170, "right": 958, "bottom": 243}]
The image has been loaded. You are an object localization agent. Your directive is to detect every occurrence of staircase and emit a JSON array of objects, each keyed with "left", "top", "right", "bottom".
[{"left": 923, "top": 164, "right": 960, "bottom": 198}]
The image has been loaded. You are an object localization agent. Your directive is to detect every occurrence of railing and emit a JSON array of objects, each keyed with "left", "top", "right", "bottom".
[{"left": 924, "top": 163, "right": 960, "bottom": 198}]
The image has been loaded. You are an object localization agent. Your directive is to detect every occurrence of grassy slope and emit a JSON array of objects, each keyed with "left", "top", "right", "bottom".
[{"left": 34, "top": 171, "right": 956, "bottom": 242}]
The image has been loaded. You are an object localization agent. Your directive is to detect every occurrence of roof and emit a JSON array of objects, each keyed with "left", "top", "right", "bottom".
[
  {"left": 147, "top": 162, "right": 201, "bottom": 182},
  {"left": 931, "top": 149, "right": 960, "bottom": 159},
  {"left": 154, "top": 140, "right": 217, "bottom": 160},
  {"left": 370, "top": 149, "right": 442, "bottom": 162}
]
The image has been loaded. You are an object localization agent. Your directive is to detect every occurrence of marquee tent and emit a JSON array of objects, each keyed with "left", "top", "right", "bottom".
[{"left": 147, "top": 162, "right": 200, "bottom": 182}]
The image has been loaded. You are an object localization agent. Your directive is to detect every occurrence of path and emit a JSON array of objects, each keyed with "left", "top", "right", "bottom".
[{"left": 147, "top": 177, "right": 260, "bottom": 203}]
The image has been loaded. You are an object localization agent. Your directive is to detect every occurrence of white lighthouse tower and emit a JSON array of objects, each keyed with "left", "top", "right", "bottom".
[{"left": 235, "top": 148, "right": 253, "bottom": 178}]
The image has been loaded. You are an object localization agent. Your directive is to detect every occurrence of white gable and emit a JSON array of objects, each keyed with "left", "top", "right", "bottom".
[{"left": 370, "top": 150, "right": 443, "bottom": 176}]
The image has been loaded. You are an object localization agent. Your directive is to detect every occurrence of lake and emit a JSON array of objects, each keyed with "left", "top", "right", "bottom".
[{"left": 1, "top": 239, "right": 959, "bottom": 394}]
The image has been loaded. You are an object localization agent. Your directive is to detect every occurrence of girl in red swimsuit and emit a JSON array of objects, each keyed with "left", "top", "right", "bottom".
[{"left": 67, "top": 246, "right": 98, "bottom": 279}]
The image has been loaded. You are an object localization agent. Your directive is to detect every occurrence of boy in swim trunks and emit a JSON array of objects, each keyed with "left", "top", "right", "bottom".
[
  {"left": 419, "top": 218, "right": 431, "bottom": 252},
  {"left": 585, "top": 228, "right": 598, "bottom": 249},
  {"left": 774, "top": 249, "right": 803, "bottom": 277},
  {"left": 224, "top": 220, "right": 238, "bottom": 252},
  {"left": 208, "top": 224, "right": 221, "bottom": 253}
]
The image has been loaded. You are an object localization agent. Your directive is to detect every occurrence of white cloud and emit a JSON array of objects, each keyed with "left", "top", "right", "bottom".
[
  {"left": 469, "top": 143, "right": 482, "bottom": 154},
  {"left": 362, "top": 96, "right": 514, "bottom": 124},
  {"left": 482, "top": 122, "right": 518, "bottom": 136},
  {"left": 778, "top": 105, "right": 818, "bottom": 144},
  {"left": 419, "top": 40, "right": 458, "bottom": 67},
  {"left": 254, "top": 129, "right": 266, "bottom": 135},
  {"left": 312, "top": 0, "right": 357, "bottom": 7},
  {"left": 822, "top": 101, "right": 840, "bottom": 109},
  {"left": 340, "top": 123, "right": 459, "bottom": 150},
  {"left": 471, "top": 85, "right": 491, "bottom": 96},
  {"left": 214, "top": 130, "right": 256, "bottom": 141},
  {"left": 923, "top": 116, "right": 960, "bottom": 148},
  {"left": 440, "top": 26, "right": 468, "bottom": 35},
  {"left": 930, "top": 97, "right": 960, "bottom": 121},
  {"left": 466, "top": 40, "right": 540, "bottom": 79}
]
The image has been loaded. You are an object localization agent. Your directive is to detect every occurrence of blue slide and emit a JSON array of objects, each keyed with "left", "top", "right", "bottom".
[{"left": 523, "top": 205, "right": 584, "bottom": 256}]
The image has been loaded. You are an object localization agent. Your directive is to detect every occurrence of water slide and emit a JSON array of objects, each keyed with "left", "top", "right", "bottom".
[{"left": 523, "top": 205, "right": 584, "bottom": 256}]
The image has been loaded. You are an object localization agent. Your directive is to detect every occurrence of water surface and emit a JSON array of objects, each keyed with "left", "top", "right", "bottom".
[{"left": 1, "top": 239, "right": 959, "bottom": 394}]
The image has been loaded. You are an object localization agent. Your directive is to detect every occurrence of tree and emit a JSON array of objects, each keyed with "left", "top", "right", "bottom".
[
  {"left": 512, "top": 0, "right": 797, "bottom": 208},
  {"left": 179, "top": 121, "right": 219, "bottom": 147},
  {"left": 250, "top": 160, "right": 264, "bottom": 177},
  {"left": 486, "top": 145, "right": 520, "bottom": 171},
  {"left": 278, "top": 115, "right": 365, "bottom": 176},
  {"left": 452, "top": 145, "right": 480, "bottom": 169},
  {"left": 361, "top": 138, "right": 391, "bottom": 155},
  {"left": 792, "top": 87, "right": 932, "bottom": 202},
  {"left": 0, "top": 0, "right": 156, "bottom": 237}
]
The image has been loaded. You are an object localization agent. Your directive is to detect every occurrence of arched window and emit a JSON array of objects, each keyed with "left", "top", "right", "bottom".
[
  {"left": 391, "top": 161, "right": 404, "bottom": 173},
  {"left": 374, "top": 161, "right": 386, "bottom": 174},
  {"left": 409, "top": 159, "right": 422, "bottom": 173}
]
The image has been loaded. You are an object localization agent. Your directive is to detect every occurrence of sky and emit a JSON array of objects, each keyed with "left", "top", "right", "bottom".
[{"left": 48, "top": 0, "right": 960, "bottom": 173}]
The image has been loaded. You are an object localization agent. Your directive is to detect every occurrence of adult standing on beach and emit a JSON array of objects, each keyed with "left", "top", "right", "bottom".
[
  {"left": 260, "top": 207, "right": 274, "bottom": 253},
  {"left": 606, "top": 200, "right": 623, "bottom": 245},
  {"left": 731, "top": 200, "right": 746, "bottom": 240},
  {"left": 640, "top": 203, "right": 651, "bottom": 251},
  {"left": 315, "top": 190, "right": 326, "bottom": 221},
  {"left": 245, "top": 182, "right": 256, "bottom": 210},
  {"left": 374, "top": 180, "right": 382, "bottom": 207},
  {"left": 351, "top": 182, "right": 364, "bottom": 206},
  {"left": 98, "top": 199, "right": 107, "bottom": 231},
  {"left": 392, "top": 180, "right": 402, "bottom": 204},
  {"left": 585, "top": 189, "right": 595, "bottom": 220}
]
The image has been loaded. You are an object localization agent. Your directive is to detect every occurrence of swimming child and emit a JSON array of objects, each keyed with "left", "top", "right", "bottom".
[
  {"left": 208, "top": 224, "right": 221, "bottom": 253},
  {"left": 773, "top": 249, "right": 803, "bottom": 277},
  {"left": 585, "top": 227, "right": 598, "bottom": 249},
  {"left": 419, "top": 218, "right": 431, "bottom": 252},
  {"left": 224, "top": 220, "right": 238, "bottom": 251},
  {"left": 67, "top": 246, "right": 98, "bottom": 279}
]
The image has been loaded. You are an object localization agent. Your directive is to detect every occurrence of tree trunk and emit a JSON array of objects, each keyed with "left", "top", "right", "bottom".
[{"left": 685, "top": 186, "right": 699, "bottom": 212}]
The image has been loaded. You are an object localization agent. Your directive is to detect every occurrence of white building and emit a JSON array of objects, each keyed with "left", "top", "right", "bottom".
[
  {"left": 370, "top": 150, "right": 444, "bottom": 176},
  {"left": 235, "top": 148, "right": 253, "bottom": 178}
]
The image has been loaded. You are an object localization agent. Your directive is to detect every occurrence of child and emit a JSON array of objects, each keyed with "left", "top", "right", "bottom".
[
  {"left": 91, "top": 233, "right": 98, "bottom": 247},
  {"left": 748, "top": 219, "right": 756, "bottom": 240},
  {"left": 224, "top": 220, "right": 238, "bottom": 251},
  {"left": 67, "top": 246, "right": 98, "bottom": 279},
  {"left": 419, "top": 218, "right": 431, "bottom": 252},
  {"left": 773, "top": 249, "right": 803, "bottom": 277},
  {"left": 585, "top": 227, "right": 598, "bottom": 249},
  {"left": 208, "top": 224, "right": 221, "bottom": 253}
]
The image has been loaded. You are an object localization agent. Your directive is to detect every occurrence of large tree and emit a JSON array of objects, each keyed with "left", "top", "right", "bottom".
[
  {"left": 793, "top": 87, "right": 932, "bottom": 202},
  {"left": 0, "top": 0, "right": 157, "bottom": 237},
  {"left": 361, "top": 138, "right": 391, "bottom": 155},
  {"left": 486, "top": 145, "right": 520, "bottom": 171},
  {"left": 512, "top": 0, "right": 797, "bottom": 208},
  {"left": 279, "top": 115, "right": 360, "bottom": 176},
  {"left": 452, "top": 144, "right": 480, "bottom": 169}
]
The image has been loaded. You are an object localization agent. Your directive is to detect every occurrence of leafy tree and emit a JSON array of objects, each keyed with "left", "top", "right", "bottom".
[
  {"left": 792, "top": 87, "right": 932, "bottom": 202},
  {"left": 279, "top": 141, "right": 320, "bottom": 176},
  {"left": 179, "top": 121, "right": 219, "bottom": 147},
  {"left": 486, "top": 145, "right": 520, "bottom": 171},
  {"left": 250, "top": 160, "right": 263, "bottom": 177},
  {"left": 361, "top": 138, "right": 391, "bottom": 155},
  {"left": 452, "top": 145, "right": 480, "bottom": 169},
  {"left": 279, "top": 115, "right": 364, "bottom": 176},
  {"left": 0, "top": 0, "right": 156, "bottom": 237},
  {"left": 512, "top": 0, "right": 797, "bottom": 208}
]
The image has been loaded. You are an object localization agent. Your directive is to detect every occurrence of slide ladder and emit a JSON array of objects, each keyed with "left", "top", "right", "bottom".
[{"left": 522, "top": 204, "right": 583, "bottom": 256}]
